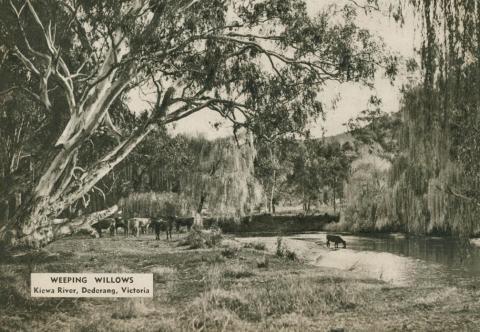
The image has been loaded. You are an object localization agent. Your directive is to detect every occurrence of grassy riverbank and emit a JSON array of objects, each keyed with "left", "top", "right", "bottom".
[{"left": 1, "top": 234, "right": 479, "bottom": 331}]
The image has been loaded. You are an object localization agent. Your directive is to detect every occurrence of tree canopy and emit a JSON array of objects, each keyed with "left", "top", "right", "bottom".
[{"left": 0, "top": 0, "right": 388, "bottom": 247}]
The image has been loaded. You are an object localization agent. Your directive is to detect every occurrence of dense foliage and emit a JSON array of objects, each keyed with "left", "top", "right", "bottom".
[
  {"left": 0, "top": 0, "right": 388, "bottom": 247},
  {"left": 337, "top": 1, "right": 480, "bottom": 237}
]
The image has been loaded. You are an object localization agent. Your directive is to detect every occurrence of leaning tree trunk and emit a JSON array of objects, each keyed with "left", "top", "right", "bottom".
[
  {"left": 0, "top": 203, "right": 119, "bottom": 249},
  {"left": 0, "top": 0, "right": 177, "bottom": 249},
  {"left": 0, "top": 113, "right": 166, "bottom": 248},
  {"left": 0, "top": 85, "right": 177, "bottom": 250}
]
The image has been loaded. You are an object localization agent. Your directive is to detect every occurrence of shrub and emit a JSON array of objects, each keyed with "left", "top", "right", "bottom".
[
  {"left": 256, "top": 256, "right": 269, "bottom": 268},
  {"left": 182, "top": 225, "right": 223, "bottom": 249},
  {"left": 183, "top": 228, "right": 204, "bottom": 249},
  {"left": 205, "top": 226, "right": 222, "bottom": 247},
  {"left": 221, "top": 246, "right": 240, "bottom": 259},
  {"left": 275, "top": 237, "right": 298, "bottom": 261},
  {"left": 284, "top": 249, "right": 298, "bottom": 261},
  {"left": 243, "top": 241, "right": 266, "bottom": 251},
  {"left": 276, "top": 237, "right": 285, "bottom": 257}
]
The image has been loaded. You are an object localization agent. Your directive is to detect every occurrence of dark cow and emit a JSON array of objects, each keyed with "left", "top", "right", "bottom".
[
  {"left": 128, "top": 218, "right": 151, "bottom": 237},
  {"left": 110, "top": 217, "right": 128, "bottom": 236},
  {"left": 326, "top": 234, "right": 346, "bottom": 248},
  {"left": 152, "top": 218, "right": 174, "bottom": 240},
  {"left": 175, "top": 217, "right": 194, "bottom": 232},
  {"left": 92, "top": 218, "right": 115, "bottom": 237}
]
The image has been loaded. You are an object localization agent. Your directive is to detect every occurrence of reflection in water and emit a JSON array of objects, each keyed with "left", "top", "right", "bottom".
[
  {"left": 314, "top": 250, "right": 415, "bottom": 285},
  {"left": 243, "top": 232, "right": 480, "bottom": 286},
  {"left": 347, "top": 235, "right": 480, "bottom": 273},
  {"left": 305, "top": 233, "right": 480, "bottom": 286}
]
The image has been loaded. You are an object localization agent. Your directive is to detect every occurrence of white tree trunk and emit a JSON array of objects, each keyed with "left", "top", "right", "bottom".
[{"left": 0, "top": 205, "right": 118, "bottom": 248}]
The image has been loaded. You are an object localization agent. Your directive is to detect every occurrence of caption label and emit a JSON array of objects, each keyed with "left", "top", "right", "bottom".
[{"left": 31, "top": 273, "right": 153, "bottom": 298}]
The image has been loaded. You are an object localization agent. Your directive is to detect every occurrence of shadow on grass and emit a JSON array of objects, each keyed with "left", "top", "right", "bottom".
[
  {"left": 0, "top": 249, "right": 75, "bottom": 265},
  {"left": 0, "top": 271, "right": 82, "bottom": 314}
]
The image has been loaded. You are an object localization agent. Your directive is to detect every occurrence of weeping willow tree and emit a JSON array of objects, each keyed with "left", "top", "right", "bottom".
[
  {"left": 383, "top": 0, "right": 480, "bottom": 236},
  {"left": 342, "top": 87, "right": 480, "bottom": 235},
  {"left": 339, "top": 144, "right": 392, "bottom": 232},
  {"left": 341, "top": 1, "right": 480, "bottom": 236},
  {"left": 178, "top": 131, "right": 263, "bottom": 221},
  {"left": 379, "top": 87, "right": 480, "bottom": 236},
  {"left": 117, "top": 132, "right": 263, "bottom": 222}
]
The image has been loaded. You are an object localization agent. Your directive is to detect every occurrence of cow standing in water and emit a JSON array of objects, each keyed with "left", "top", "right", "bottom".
[{"left": 326, "top": 234, "right": 347, "bottom": 248}]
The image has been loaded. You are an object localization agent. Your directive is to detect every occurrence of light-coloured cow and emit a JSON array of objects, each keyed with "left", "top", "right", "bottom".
[{"left": 127, "top": 218, "right": 151, "bottom": 237}]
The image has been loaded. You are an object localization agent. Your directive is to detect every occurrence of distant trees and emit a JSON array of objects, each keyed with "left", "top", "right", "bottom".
[
  {"left": 345, "top": 95, "right": 401, "bottom": 159},
  {"left": 124, "top": 133, "right": 355, "bottom": 217},
  {"left": 287, "top": 139, "right": 352, "bottom": 213},
  {"left": 254, "top": 136, "right": 353, "bottom": 214},
  {"left": 254, "top": 137, "right": 295, "bottom": 214}
]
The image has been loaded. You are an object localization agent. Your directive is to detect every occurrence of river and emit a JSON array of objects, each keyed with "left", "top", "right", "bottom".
[{"left": 237, "top": 232, "right": 480, "bottom": 287}]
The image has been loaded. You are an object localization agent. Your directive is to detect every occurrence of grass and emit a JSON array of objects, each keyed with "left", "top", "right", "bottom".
[
  {"left": 1, "top": 233, "right": 480, "bottom": 331},
  {"left": 243, "top": 241, "right": 267, "bottom": 251},
  {"left": 220, "top": 246, "right": 240, "bottom": 259}
]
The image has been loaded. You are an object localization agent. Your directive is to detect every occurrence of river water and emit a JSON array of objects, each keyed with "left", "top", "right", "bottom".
[{"left": 238, "top": 232, "right": 480, "bottom": 286}]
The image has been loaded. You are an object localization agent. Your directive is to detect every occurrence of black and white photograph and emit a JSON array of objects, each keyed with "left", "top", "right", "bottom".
[{"left": 0, "top": 0, "right": 479, "bottom": 331}]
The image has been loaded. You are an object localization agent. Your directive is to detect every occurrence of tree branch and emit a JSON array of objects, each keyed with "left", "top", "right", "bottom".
[{"left": 436, "top": 185, "right": 480, "bottom": 207}]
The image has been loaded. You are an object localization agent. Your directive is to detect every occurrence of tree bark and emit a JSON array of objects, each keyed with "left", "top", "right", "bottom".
[
  {"left": 197, "top": 194, "right": 206, "bottom": 214},
  {"left": 0, "top": 123, "right": 159, "bottom": 248},
  {"left": 333, "top": 177, "right": 337, "bottom": 213},
  {"left": 0, "top": 205, "right": 118, "bottom": 248},
  {"left": 269, "top": 169, "right": 276, "bottom": 215},
  {"left": 333, "top": 188, "right": 336, "bottom": 213},
  {"left": 193, "top": 212, "right": 204, "bottom": 228},
  {"left": 0, "top": 81, "right": 177, "bottom": 249},
  {"left": 0, "top": 199, "right": 8, "bottom": 224}
]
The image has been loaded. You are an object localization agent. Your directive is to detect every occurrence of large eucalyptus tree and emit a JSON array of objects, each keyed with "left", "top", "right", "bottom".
[{"left": 0, "top": 0, "right": 385, "bottom": 248}]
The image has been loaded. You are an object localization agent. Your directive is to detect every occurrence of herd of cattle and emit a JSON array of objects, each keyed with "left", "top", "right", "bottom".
[{"left": 91, "top": 216, "right": 194, "bottom": 240}]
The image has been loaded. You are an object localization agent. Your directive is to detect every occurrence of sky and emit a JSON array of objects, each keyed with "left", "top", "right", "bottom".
[{"left": 150, "top": 0, "right": 420, "bottom": 139}]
